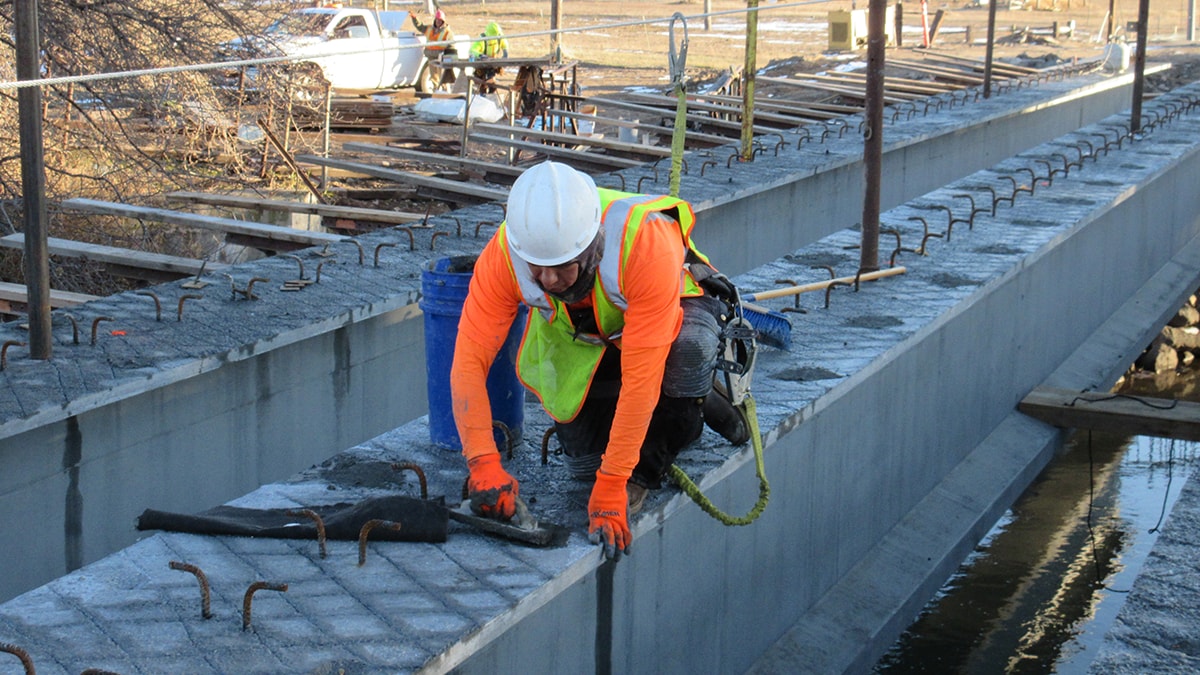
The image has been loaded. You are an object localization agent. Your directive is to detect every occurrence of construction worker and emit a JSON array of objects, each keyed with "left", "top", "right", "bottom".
[
  {"left": 411, "top": 8, "right": 456, "bottom": 89},
  {"left": 450, "top": 161, "right": 749, "bottom": 561},
  {"left": 469, "top": 21, "right": 509, "bottom": 94}
]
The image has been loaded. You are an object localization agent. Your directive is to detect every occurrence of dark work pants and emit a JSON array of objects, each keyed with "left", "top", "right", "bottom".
[{"left": 555, "top": 295, "right": 724, "bottom": 488}]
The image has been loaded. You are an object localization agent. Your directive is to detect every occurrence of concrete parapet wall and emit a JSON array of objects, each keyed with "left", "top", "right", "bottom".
[{"left": 0, "top": 68, "right": 1155, "bottom": 605}]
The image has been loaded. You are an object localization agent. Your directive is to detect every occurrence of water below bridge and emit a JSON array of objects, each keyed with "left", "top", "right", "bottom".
[{"left": 874, "top": 368, "right": 1200, "bottom": 673}]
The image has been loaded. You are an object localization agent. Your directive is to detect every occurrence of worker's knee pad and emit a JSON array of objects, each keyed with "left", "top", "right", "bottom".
[{"left": 662, "top": 296, "right": 723, "bottom": 398}]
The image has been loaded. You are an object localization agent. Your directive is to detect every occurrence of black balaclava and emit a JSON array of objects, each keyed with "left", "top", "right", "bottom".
[{"left": 544, "top": 224, "right": 605, "bottom": 304}]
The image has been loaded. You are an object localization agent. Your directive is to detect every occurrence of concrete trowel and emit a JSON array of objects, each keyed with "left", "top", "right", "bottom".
[{"left": 447, "top": 495, "right": 570, "bottom": 547}]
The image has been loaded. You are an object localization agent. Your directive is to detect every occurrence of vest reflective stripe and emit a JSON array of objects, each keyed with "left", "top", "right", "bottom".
[{"left": 500, "top": 191, "right": 708, "bottom": 421}]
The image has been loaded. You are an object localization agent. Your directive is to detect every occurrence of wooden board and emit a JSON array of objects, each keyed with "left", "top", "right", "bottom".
[
  {"left": 465, "top": 133, "right": 646, "bottom": 170},
  {"left": 166, "top": 191, "right": 424, "bottom": 225},
  {"left": 294, "top": 156, "right": 510, "bottom": 204},
  {"left": 0, "top": 233, "right": 228, "bottom": 279},
  {"left": 60, "top": 198, "right": 347, "bottom": 252},
  {"left": 340, "top": 144, "right": 526, "bottom": 179},
  {"left": 0, "top": 280, "right": 100, "bottom": 308},
  {"left": 1019, "top": 386, "right": 1200, "bottom": 442},
  {"left": 472, "top": 123, "right": 673, "bottom": 158}
]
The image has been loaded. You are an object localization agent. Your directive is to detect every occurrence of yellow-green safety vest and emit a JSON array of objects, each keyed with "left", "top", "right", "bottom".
[{"left": 499, "top": 189, "right": 711, "bottom": 422}]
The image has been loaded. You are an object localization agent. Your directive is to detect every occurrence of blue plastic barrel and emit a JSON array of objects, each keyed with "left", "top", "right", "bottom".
[{"left": 420, "top": 255, "right": 526, "bottom": 450}]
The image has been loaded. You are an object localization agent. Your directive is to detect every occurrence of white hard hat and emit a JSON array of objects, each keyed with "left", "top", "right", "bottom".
[{"left": 505, "top": 161, "right": 601, "bottom": 266}]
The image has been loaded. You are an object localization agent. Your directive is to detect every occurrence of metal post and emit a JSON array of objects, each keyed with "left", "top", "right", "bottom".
[
  {"left": 740, "top": 0, "right": 759, "bottom": 162},
  {"left": 15, "top": 0, "right": 51, "bottom": 359},
  {"left": 705, "top": 0, "right": 713, "bottom": 31},
  {"left": 1131, "top": 0, "right": 1150, "bottom": 132},
  {"left": 550, "top": 0, "right": 562, "bottom": 61},
  {"left": 983, "top": 0, "right": 999, "bottom": 98},
  {"left": 861, "top": 0, "right": 886, "bottom": 273},
  {"left": 461, "top": 77, "right": 472, "bottom": 158},
  {"left": 321, "top": 81, "right": 332, "bottom": 190},
  {"left": 1189, "top": 0, "right": 1196, "bottom": 42},
  {"left": 1108, "top": 0, "right": 1117, "bottom": 41}
]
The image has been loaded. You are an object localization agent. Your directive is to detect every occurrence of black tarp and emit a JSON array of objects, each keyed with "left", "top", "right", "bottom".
[{"left": 136, "top": 495, "right": 448, "bottom": 543}]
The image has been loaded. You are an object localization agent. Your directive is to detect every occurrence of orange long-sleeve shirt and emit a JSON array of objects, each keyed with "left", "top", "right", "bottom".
[{"left": 450, "top": 214, "right": 687, "bottom": 478}]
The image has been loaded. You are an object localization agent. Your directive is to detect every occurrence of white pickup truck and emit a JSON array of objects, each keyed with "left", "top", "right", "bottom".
[{"left": 219, "top": 6, "right": 472, "bottom": 96}]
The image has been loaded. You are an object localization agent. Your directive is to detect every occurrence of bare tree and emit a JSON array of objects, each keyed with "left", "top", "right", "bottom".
[{"left": 0, "top": 0, "right": 326, "bottom": 294}]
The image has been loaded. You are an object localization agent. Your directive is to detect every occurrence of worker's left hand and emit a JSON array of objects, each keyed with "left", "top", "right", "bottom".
[{"left": 588, "top": 471, "right": 630, "bottom": 560}]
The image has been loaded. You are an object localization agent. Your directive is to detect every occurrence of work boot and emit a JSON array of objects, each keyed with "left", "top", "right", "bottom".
[
  {"left": 627, "top": 482, "right": 648, "bottom": 515},
  {"left": 703, "top": 389, "right": 750, "bottom": 445}
]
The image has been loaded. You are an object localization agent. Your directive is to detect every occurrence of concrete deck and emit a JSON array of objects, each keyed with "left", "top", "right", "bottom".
[{"left": 0, "top": 78, "right": 1197, "bottom": 674}]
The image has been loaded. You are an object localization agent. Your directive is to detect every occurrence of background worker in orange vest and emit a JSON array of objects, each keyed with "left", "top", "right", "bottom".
[
  {"left": 450, "top": 161, "right": 749, "bottom": 560},
  {"left": 411, "top": 8, "right": 457, "bottom": 88}
]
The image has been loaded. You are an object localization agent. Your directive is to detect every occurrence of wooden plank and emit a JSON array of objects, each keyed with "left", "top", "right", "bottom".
[
  {"left": 340, "top": 144, "right": 527, "bottom": 179},
  {"left": 473, "top": 122, "right": 674, "bottom": 158},
  {"left": 754, "top": 76, "right": 911, "bottom": 105},
  {"left": 294, "top": 156, "right": 510, "bottom": 203},
  {"left": 687, "top": 92, "right": 853, "bottom": 121},
  {"left": 0, "top": 280, "right": 100, "bottom": 308},
  {"left": 165, "top": 191, "right": 424, "bottom": 225},
  {"left": 585, "top": 96, "right": 789, "bottom": 137},
  {"left": 465, "top": 133, "right": 646, "bottom": 170},
  {"left": 620, "top": 91, "right": 812, "bottom": 128},
  {"left": 0, "top": 233, "right": 228, "bottom": 279},
  {"left": 59, "top": 198, "right": 347, "bottom": 250},
  {"left": 546, "top": 108, "right": 735, "bottom": 147},
  {"left": 1018, "top": 386, "right": 1200, "bottom": 442}
]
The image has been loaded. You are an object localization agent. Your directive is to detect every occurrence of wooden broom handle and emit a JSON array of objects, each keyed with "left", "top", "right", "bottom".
[{"left": 745, "top": 266, "right": 907, "bottom": 302}]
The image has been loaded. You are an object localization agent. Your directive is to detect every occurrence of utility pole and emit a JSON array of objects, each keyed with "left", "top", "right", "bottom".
[
  {"left": 15, "top": 0, "right": 52, "bottom": 360},
  {"left": 860, "top": 0, "right": 886, "bottom": 273}
]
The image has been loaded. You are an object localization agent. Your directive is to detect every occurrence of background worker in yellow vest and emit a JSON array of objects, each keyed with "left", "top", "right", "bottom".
[
  {"left": 411, "top": 8, "right": 456, "bottom": 88},
  {"left": 469, "top": 21, "right": 508, "bottom": 94},
  {"left": 450, "top": 161, "right": 749, "bottom": 560}
]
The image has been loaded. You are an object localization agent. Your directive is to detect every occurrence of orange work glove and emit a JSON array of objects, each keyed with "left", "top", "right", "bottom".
[
  {"left": 588, "top": 470, "right": 631, "bottom": 560},
  {"left": 467, "top": 453, "right": 518, "bottom": 520}
]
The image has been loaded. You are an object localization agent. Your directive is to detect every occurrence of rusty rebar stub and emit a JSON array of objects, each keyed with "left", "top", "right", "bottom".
[
  {"left": 286, "top": 509, "right": 327, "bottom": 559},
  {"left": 169, "top": 560, "right": 213, "bottom": 619},
  {"left": 242, "top": 581, "right": 288, "bottom": 631},
  {"left": 493, "top": 420, "right": 514, "bottom": 459},
  {"left": 357, "top": 519, "right": 402, "bottom": 566},
  {"left": 390, "top": 462, "right": 428, "bottom": 500},
  {"left": 541, "top": 427, "right": 557, "bottom": 465},
  {"left": 0, "top": 643, "right": 34, "bottom": 675},
  {"left": 0, "top": 341, "right": 25, "bottom": 371},
  {"left": 90, "top": 317, "right": 114, "bottom": 345}
]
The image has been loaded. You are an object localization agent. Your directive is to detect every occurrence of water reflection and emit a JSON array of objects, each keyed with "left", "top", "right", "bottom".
[{"left": 875, "top": 371, "right": 1200, "bottom": 674}]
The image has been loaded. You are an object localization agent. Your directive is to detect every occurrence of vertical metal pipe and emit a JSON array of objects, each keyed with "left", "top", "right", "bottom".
[
  {"left": 321, "top": 81, "right": 332, "bottom": 190},
  {"left": 1131, "top": 0, "right": 1150, "bottom": 132},
  {"left": 705, "top": 0, "right": 713, "bottom": 31},
  {"left": 15, "top": 0, "right": 51, "bottom": 360},
  {"left": 861, "top": 0, "right": 886, "bottom": 273},
  {"left": 983, "top": 0, "right": 999, "bottom": 98},
  {"left": 740, "top": 0, "right": 759, "bottom": 162},
  {"left": 1108, "top": 0, "right": 1117, "bottom": 41},
  {"left": 1189, "top": 0, "right": 1196, "bottom": 42}
]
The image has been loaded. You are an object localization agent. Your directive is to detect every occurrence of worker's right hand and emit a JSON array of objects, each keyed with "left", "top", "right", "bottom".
[
  {"left": 467, "top": 453, "right": 519, "bottom": 520},
  {"left": 588, "top": 471, "right": 631, "bottom": 561}
]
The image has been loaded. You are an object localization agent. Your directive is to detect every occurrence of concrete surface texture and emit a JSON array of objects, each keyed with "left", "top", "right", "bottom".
[{"left": 0, "top": 80, "right": 1197, "bottom": 673}]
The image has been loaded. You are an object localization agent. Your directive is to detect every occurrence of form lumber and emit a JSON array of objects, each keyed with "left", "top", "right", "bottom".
[
  {"left": 1019, "top": 386, "right": 1200, "bottom": 442},
  {"left": 166, "top": 191, "right": 424, "bottom": 224}
]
